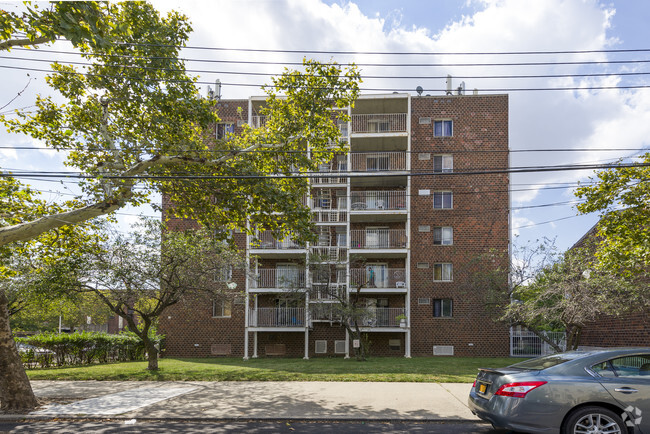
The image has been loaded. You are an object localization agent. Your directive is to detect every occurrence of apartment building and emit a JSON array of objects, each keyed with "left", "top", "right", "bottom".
[{"left": 159, "top": 92, "right": 510, "bottom": 358}]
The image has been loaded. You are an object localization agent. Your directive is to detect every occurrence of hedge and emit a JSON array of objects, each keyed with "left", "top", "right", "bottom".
[{"left": 15, "top": 331, "right": 163, "bottom": 369}]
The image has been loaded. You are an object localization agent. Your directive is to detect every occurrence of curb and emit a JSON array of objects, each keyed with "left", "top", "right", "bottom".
[{"left": 0, "top": 415, "right": 483, "bottom": 423}]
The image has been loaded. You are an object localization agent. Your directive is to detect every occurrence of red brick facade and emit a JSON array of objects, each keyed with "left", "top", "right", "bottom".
[{"left": 159, "top": 93, "right": 510, "bottom": 358}]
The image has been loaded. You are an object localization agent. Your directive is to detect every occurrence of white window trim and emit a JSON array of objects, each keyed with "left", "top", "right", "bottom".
[
  {"left": 212, "top": 299, "right": 232, "bottom": 318},
  {"left": 433, "top": 154, "right": 453, "bottom": 173},
  {"left": 433, "top": 227, "right": 453, "bottom": 246},
  {"left": 433, "top": 191, "right": 453, "bottom": 209},
  {"left": 433, "top": 263, "right": 453, "bottom": 282}
]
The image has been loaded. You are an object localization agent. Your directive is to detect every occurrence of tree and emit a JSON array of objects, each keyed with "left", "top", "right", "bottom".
[
  {"left": 505, "top": 246, "right": 640, "bottom": 350},
  {"left": 0, "top": 1, "right": 109, "bottom": 51},
  {"left": 47, "top": 220, "right": 244, "bottom": 371},
  {"left": 1, "top": 1, "right": 359, "bottom": 409},
  {"left": 575, "top": 153, "right": 650, "bottom": 276}
]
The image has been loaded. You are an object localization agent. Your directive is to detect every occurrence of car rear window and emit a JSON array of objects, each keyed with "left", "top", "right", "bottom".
[{"left": 508, "top": 353, "right": 585, "bottom": 370}]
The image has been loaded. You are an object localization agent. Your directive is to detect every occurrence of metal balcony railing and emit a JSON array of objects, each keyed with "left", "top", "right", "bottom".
[
  {"left": 350, "top": 152, "right": 407, "bottom": 172},
  {"left": 349, "top": 268, "right": 407, "bottom": 289},
  {"left": 312, "top": 210, "right": 347, "bottom": 223},
  {"left": 351, "top": 113, "right": 407, "bottom": 134},
  {"left": 250, "top": 231, "right": 304, "bottom": 250},
  {"left": 309, "top": 283, "right": 346, "bottom": 300},
  {"left": 350, "top": 190, "right": 407, "bottom": 210},
  {"left": 354, "top": 307, "right": 406, "bottom": 328},
  {"left": 310, "top": 246, "right": 347, "bottom": 261},
  {"left": 350, "top": 229, "right": 407, "bottom": 249},
  {"left": 250, "top": 115, "right": 267, "bottom": 129},
  {"left": 248, "top": 307, "right": 305, "bottom": 327},
  {"left": 249, "top": 269, "right": 306, "bottom": 289}
]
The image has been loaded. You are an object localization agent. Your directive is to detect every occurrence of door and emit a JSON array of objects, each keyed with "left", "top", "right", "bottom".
[
  {"left": 594, "top": 353, "right": 650, "bottom": 432},
  {"left": 366, "top": 227, "right": 389, "bottom": 248},
  {"left": 276, "top": 264, "right": 301, "bottom": 288},
  {"left": 367, "top": 264, "right": 388, "bottom": 288}
]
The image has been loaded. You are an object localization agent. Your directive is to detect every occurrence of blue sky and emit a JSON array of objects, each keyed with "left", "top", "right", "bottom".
[{"left": 3, "top": 0, "right": 650, "bottom": 253}]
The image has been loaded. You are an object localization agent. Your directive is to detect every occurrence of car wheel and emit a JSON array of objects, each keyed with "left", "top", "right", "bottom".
[{"left": 562, "top": 406, "right": 626, "bottom": 434}]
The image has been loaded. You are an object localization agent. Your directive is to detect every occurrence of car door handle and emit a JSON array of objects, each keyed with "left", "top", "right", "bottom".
[{"left": 614, "top": 388, "right": 638, "bottom": 394}]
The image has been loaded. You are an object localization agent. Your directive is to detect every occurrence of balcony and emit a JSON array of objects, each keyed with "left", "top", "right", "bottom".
[
  {"left": 249, "top": 268, "right": 306, "bottom": 291},
  {"left": 312, "top": 210, "right": 347, "bottom": 223},
  {"left": 248, "top": 307, "right": 305, "bottom": 327},
  {"left": 350, "top": 190, "right": 406, "bottom": 211},
  {"left": 250, "top": 115, "right": 267, "bottom": 129},
  {"left": 351, "top": 152, "right": 407, "bottom": 172},
  {"left": 250, "top": 231, "right": 304, "bottom": 251},
  {"left": 354, "top": 307, "right": 406, "bottom": 328},
  {"left": 310, "top": 246, "right": 347, "bottom": 262},
  {"left": 350, "top": 268, "right": 407, "bottom": 290},
  {"left": 350, "top": 229, "right": 407, "bottom": 249},
  {"left": 351, "top": 114, "right": 407, "bottom": 134},
  {"left": 309, "top": 283, "right": 346, "bottom": 301}
]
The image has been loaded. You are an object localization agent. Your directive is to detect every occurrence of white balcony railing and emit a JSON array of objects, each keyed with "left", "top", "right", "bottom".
[
  {"left": 310, "top": 283, "right": 346, "bottom": 300},
  {"left": 250, "top": 115, "right": 267, "bottom": 129},
  {"left": 249, "top": 269, "right": 306, "bottom": 289},
  {"left": 249, "top": 307, "right": 305, "bottom": 327},
  {"left": 351, "top": 113, "right": 407, "bottom": 134},
  {"left": 350, "top": 229, "right": 407, "bottom": 249},
  {"left": 310, "top": 246, "right": 347, "bottom": 261},
  {"left": 349, "top": 268, "right": 407, "bottom": 289},
  {"left": 350, "top": 152, "right": 407, "bottom": 172},
  {"left": 350, "top": 190, "right": 407, "bottom": 211},
  {"left": 355, "top": 307, "right": 406, "bottom": 328},
  {"left": 250, "top": 231, "right": 304, "bottom": 250},
  {"left": 312, "top": 210, "right": 347, "bottom": 223}
]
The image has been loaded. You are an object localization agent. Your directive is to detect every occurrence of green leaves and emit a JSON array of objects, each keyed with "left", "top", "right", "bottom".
[{"left": 575, "top": 152, "right": 650, "bottom": 275}]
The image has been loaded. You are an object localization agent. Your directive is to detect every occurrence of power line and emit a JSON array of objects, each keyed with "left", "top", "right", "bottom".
[
  {"left": 12, "top": 47, "right": 650, "bottom": 68},
  {"left": 2, "top": 161, "right": 648, "bottom": 181},
  {"left": 6, "top": 54, "right": 650, "bottom": 81},
  {"left": 6, "top": 63, "right": 650, "bottom": 93}
]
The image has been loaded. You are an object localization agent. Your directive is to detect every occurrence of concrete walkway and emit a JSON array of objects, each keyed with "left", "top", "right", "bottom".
[{"left": 2, "top": 381, "right": 479, "bottom": 421}]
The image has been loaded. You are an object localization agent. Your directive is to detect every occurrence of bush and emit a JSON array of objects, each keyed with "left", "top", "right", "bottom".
[{"left": 15, "top": 331, "right": 163, "bottom": 369}]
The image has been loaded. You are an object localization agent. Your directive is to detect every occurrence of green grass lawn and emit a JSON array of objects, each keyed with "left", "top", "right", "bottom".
[{"left": 25, "top": 356, "right": 520, "bottom": 383}]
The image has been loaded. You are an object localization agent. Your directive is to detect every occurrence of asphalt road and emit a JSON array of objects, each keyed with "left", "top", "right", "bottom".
[{"left": 0, "top": 420, "right": 515, "bottom": 433}]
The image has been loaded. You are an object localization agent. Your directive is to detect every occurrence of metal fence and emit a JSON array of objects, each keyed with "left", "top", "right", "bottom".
[
  {"left": 510, "top": 329, "right": 566, "bottom": 357},
  {"left": 351, "top": 113, "right": 407, "bottom": 134},
  {"left": 248, "top": 307, "right": 305, "bottom": 327}
]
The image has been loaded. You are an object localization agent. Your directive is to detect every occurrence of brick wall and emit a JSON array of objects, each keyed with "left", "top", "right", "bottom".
[{"left": 409, "top": 95, "right": 510, "bottom": 357}]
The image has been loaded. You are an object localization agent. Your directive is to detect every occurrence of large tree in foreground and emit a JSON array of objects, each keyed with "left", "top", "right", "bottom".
[
  {"left": 575, "top": 153, "right": 650, "bottom": 276},
  {"left": 1, "top": 1, "right": 360, "bottom": 411}
]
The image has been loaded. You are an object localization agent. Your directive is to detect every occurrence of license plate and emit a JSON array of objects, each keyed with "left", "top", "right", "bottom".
[{"left": 479, "top": 383, "right": 487, "bottom": 393}]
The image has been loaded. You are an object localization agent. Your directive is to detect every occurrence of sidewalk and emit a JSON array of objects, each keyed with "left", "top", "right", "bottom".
[{"left": 1, "top": 381, "right": 479, "bottom": 421}]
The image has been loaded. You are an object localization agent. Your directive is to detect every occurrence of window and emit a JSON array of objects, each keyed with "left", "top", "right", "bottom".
[
  {"left": 216, "top": 123, "right": 235, "bottom": 139},
  {"left": 434, "top": 120, "right": 453, "bottom": 137},
  {"left": 367, "top": 264, "right": 389, "bottom": 288},
  {"left": 433, "top": 263, "right": 453, "bottom": 281},
  {"left": 433, "top": 191, "right": 453, "bottom": 209},
  {"left": 433, "top": 227, "right": 453, "bottom": 245},
  {"left": 433, "top": 299, "right": 453, "bottom": 317},
  {"left": 433, "top": 155, "right": 453, "bottom": 173},
  {"left": 215, "top": 266, "right": 233, "bottom": 282},
  {"left": 366, "top": 154, "right": 389, "bottom": 171},
  {"left": 212, "top": 299, "right": 232, "bottom": 318}
]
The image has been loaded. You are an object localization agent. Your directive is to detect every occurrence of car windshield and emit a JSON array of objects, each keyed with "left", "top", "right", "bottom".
[{"left": 508, "top": 352, "right": 588, "bottom": 370}]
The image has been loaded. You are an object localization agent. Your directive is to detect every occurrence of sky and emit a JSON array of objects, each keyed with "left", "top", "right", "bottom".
[{"left": 2, "top": 0, "right": 650, "bottom": 253}]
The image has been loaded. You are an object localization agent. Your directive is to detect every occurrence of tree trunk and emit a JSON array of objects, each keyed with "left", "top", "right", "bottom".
[
  {"left": 144, "top": 337, "right": 159, "bottom": 371},
  {"left": 0, "top": 289, "right": 38, "bottom": 411}
]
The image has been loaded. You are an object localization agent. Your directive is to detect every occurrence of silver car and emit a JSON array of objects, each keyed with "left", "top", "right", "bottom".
[{"left": 468, "top": 348, "right": 650, "bottom": 433}]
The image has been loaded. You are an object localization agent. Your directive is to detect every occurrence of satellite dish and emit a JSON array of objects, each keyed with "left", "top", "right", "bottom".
[{"left": 416, "top": 86, "right": 423, "bottom": 96}]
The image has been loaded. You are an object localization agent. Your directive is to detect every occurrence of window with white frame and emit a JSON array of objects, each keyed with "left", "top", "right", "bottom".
[
  {"left": 433, "top": 299, "right": 453, "bottom": 317},
  {"left": 433, "top": 263, "right": 453, "bottom": 281},
  {"left": 215, "top": 266, "right": 233, "bottom": 282},
  {"left": 434, "top": 120, "right": 453, "bottom": 137},
  {"left": 433, "top": 227, "right": 453, "bottom": 245},
  {"left": 433, "top": 191, "right": 453, "bottom": 209},
  {"left": 216, "top": 123, "right": 235, "bottom": 140},
  {"left": 433, "top": 155, "right": 453, "bottom": 173},
  {"left": 212, "top": 299, "right": 232, "bottom": 318}
]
